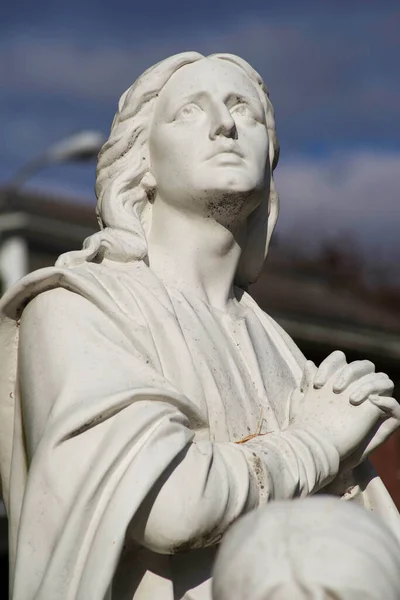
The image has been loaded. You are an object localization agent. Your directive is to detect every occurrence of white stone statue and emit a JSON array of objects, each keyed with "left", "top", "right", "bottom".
[
  {"left": 212, "top": 496, "right": 400, "bottom": 600},
  {"left": 0, "top": 52, "right": 399, "bottom": 600}
]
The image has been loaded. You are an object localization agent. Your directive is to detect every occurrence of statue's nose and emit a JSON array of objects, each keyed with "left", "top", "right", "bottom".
[{"left": 209, "top": 105, "right": 237, "bottom": 140}]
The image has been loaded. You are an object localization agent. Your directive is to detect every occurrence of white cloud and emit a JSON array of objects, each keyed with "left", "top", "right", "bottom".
[{"left": 274, "top": 150, "right": 400, "bottom": 267}]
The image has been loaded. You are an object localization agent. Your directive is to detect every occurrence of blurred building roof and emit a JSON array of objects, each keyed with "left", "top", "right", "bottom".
[
  {"left": 252, "top": 253, "right": 400, "bottom": 365},
  {"left": 0, "top": 187, "right": 97, "bottom": 250}
]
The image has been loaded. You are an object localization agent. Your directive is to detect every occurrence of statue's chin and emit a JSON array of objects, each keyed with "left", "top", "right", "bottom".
[
  {"left": 191, "top": 161, "right": 267, "bottom": 200},
  {"left": 201, "top": 167, "right": 259, "bottom": 195},
  {"left": 154, "top": 176, "right": 265, "bottom": 226}
]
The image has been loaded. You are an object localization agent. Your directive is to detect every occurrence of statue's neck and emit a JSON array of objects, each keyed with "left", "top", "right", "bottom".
[{"left": 147, "top": 200, "right": 246, "bottom": 312}]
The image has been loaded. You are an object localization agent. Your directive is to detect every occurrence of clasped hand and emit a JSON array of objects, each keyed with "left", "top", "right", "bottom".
[{"left": 289, "top": 351, "right": 400, "bottom": 465}]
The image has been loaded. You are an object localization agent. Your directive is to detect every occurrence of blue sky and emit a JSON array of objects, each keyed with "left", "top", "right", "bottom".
[{"left": 1, "top": 0, "right": 399, "bottom": 276}]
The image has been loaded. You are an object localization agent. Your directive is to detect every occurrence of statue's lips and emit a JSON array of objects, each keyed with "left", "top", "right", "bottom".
[
  {"left": 206, "top": 143, "right": 244, "bottom": 161},
  {"left": 207, "top": 150, "right": 244, "bottom": 163}
]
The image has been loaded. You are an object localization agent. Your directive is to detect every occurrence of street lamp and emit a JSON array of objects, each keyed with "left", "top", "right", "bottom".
[
  {"left": 7, "top": 130, "right": 105, "bottom": 191},
  {"left": 0, "top": 130, "right": 105, "bottom": 291}
]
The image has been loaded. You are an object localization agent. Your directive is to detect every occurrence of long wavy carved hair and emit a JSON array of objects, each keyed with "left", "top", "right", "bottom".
[{"left": 57, "top": 52, "right": 280, "bottom": 287}]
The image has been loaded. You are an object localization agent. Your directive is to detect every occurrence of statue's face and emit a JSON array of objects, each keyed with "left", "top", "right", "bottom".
[{"left": 149, "top": 58, "right": 270, "bottom": 224}]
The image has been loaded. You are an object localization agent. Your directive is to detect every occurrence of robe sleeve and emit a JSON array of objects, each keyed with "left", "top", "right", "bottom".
[{"left": 18, "top": 287, "right": 339, "bottom": 561}]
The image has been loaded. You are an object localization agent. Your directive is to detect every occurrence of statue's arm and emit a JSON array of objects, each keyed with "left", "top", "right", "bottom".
[
  {"left": 130, "top": 426, "right": 340, "bottom": 553},
  {"left": 18, "top": 288, "right": 339, "bottom": 556}
]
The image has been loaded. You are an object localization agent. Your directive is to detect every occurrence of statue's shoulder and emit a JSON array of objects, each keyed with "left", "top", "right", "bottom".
[{"left": 0, "top": 259, "right": 150, "bottom": 323}]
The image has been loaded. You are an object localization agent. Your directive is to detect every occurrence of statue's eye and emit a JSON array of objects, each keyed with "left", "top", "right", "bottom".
[
  {"left": 231, "top": 103, "right": 252, "bottom": 118},
  {"left": 175, "top": 103, "right": 202, "bottom": 120}
]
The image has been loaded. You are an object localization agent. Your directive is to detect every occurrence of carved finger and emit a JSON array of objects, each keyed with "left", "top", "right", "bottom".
[
  {"left": 349, "top": 375, "right": 394, "bottom": 405},
  {"left": 313, "top": 351, "right": 347, "bottom": 389},
  {"left": 368, "top": 394, "right": 400, "bottom": 419},
  {"left": 332, "top": 360, "right": 375, "bottom": 394},
  {"left": 300, "top": 360, "right": 317, "bottom": 393}
]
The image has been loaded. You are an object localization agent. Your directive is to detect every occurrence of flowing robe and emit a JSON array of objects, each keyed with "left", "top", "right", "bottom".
[{"left": 0, "top": 259, "right": 399, "bottom": 600}]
